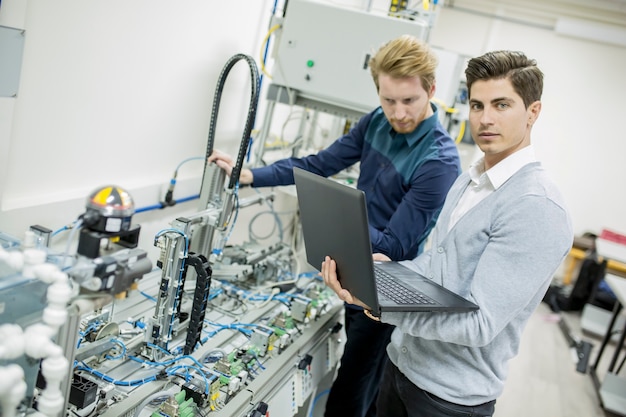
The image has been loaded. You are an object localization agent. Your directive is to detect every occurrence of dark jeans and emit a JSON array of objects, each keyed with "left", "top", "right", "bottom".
[
  {"left": 377, "top": 361, "right": 496, "bottom": 417},
  {"left": 324, "top": 306, "right": 395, "bottom": 417}
]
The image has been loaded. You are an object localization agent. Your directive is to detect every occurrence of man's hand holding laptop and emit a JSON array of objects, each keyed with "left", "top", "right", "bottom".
[{"left": 322, "top": 253, "right": 391, "bottom": 320}]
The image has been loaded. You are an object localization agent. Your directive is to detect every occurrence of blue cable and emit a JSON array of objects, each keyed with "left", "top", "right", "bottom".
[
  {"left": 134, "top": 203, "right": 163, "bottom": 214},
  {"left": 175, "top": 156, "right": 205, "bottom": 173},
  {"left": 134, "top": 156, "right": 204, "bottom": 213},
  {"left": 75, "top": 363, "right": 157, "bottom": 387},
  {"left": 140, "top": 291, "right": 157, "bottom": 302},
  {"left": 135, "top": 194, "right": 200, "bottom": 214},
  {"left": 309, "top": 389, "right": 330, "bottom": 417},
  {"left": 146, "top": 343, "right": 173, "bottom": 357},
  {"left": 176, "top": 194, "right": 200, "bottom": 204},
  {"left": 166, "top": 364, "right": 211, "bottom": 394},
  {"left": 105, "top": 338, "right": 127, "bottom": 360},
  {"left": 51, "top": 225, "right": 69, "bottom": 237}
]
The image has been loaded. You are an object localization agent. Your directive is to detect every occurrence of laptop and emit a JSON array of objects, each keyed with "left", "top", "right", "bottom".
[{"left": 293, "top": 167, "right": 479, "bottom": 316}]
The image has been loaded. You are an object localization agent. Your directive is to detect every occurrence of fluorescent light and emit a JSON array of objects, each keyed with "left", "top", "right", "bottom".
[{"left": 555, "top": 17, "right": 626, "bottom": 47}]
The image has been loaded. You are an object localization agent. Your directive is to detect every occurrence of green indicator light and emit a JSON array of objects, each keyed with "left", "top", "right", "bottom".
[{"left": 306, "top": 60, "right": 314, "bottom": 68}]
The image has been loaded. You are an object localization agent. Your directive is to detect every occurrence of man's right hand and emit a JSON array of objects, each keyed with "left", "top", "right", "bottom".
[
  {"left": 322, "top": 256, "right": 372, "bottom": 311},
  {"left": 208, "top": 149, "right": 254, "bottom": 185}
]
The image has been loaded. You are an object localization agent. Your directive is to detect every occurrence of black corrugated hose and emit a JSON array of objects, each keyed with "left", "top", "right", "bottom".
[{"left": 203, "top": 54, "right": 260, "bottom": 190}]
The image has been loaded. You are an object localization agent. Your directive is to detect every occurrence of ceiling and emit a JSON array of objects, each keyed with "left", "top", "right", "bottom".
[{"left": 444, "top": 0, "right": 626, "bottom": 29}]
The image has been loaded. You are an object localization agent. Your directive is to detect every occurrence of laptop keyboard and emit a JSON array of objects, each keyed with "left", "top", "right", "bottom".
[{"left": 374, "top": 267, "right": 438, "bottom": 305}]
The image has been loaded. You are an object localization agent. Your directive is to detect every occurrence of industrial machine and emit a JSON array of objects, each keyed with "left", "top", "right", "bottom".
[
  {"left": 0, "top": 2, "right": 465, "bottom": 416},
  {"left": 0, "top": 50, "right": 344, "bottom": 417}
]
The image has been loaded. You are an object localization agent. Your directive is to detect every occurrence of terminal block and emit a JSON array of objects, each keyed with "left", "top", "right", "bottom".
[
  {"left": 290, "top": 297, "right": 311, "bottom": 323},
  {"left": 250, "top": 326, "right": 274, "bottom": 357}
]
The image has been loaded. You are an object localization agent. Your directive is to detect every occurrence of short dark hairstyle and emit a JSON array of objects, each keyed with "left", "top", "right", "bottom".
[{"left": 465, "top": 51, "right": 543, "bottom": 108}]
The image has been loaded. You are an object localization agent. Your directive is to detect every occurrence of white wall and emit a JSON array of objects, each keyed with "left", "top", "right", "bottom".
[
  {"left": 428, "top": 6, "right": 626, "bottom": 237},
  {"left": 0, "top": 0, "right": 277, "bottom": 258},
  {"left": 1, "top": 0, "right": 625, "bottom": 259}
]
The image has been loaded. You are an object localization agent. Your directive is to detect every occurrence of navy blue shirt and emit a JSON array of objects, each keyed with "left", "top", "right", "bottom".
[{"left": 251, "top": 104, "right": 460, "bottom": 261}]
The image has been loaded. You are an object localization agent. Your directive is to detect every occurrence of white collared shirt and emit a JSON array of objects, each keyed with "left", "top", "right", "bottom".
[{"left": 448, "top": 146, "right": 537, "bottom": 231}]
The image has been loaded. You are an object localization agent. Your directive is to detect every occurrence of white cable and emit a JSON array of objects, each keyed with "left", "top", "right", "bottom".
[{"left": 250, "top": 287, "right": 280, "bottom": 310}]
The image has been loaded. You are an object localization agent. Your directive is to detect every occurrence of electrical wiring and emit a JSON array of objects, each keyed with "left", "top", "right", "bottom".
[
  {"left": 76, "top": 321, "right": 99, "bottom": 349},
  {"left": 140, "top": 290, "right": 157, "bottom": 302},
  {"left": 125, "top": 352, "right": 216, "bottom": 394},
  {"left": 200, "top": 320, "right": 257, "bottom": 345},
  {"left": 249, "top": 287, "right": 280, "bottom": 310},
  {"left": 277, "top": 108, "right": 306, "bottom": 143},
  {"left": 133, "top": 156, "right": 205, "bottom": 214},
  {"left": 431, "top": 97, "right": 459, "bottom": 114},
  {"left": 154, "top": 228, "right": 189, "bottom": 257},
  {"left": 75, "top": 362, "right": 158, "bottom": 387},
  {"left": 280, "top": 292, "right": 312, "bottom": 304},
  {"left": 271, "top": 55, "right": 296, "bottom": 108},
  {"left": 429, "top": 97, "right": 467, "bottom": 144},
  {"left": 247, "top": 188, "right": 300, "bottom": 243},
  {"left": 61, "top": 218, "right": 83, "bottom": 269},
  {"left": 208, "top": 293, "right": 248, "bottom": 316},
  {"left": 248, "top": 209, "right": 283, "bottom": 242},
  {"left": 256, "top": 0, "right": 281, "bottom": 95},
  {"left": 70, "top": 398, "right": 100, "bottom": 417},
  {"left": 164, "top": 156, "right": 204, "bottom": 206},
  {"left": 166, "top": 364, "right": 211, "bottom": 394},
  {"left": 201, "top": 348, "right": 228, "bottom": 364},
  {"left": 104, "top": 338, "right": 127, "bottom": 360},
  {"left": 308, "top": 389, "right": 330, "bottom": 417},
  {"left": 132, "top": 390, "right": 175, "bottom": 417},
  {"left": 202, "top": 324, "right": 250, "bottom": 340},
  {"left": 250, "top": 351, "right": 266, "bottom": 370},
  {"left": 134, "top": 194, "right": 200, "bottom": 214},
  {"left": 256, "top": 278, "right": 298, "bottom": 292},
  {"left": 218, "top": 279, "right": 294, "bottom": 308},
  {"left": 289, "top": 212, "right": 307, "bottom": 279},
  {"left": 174, "top": 156, "right": 205, "bottom": 173},
  {"left": 51, "top": 220, "right": 79, "bottom": 237},
  {"left": 145, "top": 342, "right": 174, "bottom": 357},
  {"left": 259, "top": 24, "right": 282, "bottom": 79},
  {"left": 455, "top": 119, "right": 466, "bottom": 144}
]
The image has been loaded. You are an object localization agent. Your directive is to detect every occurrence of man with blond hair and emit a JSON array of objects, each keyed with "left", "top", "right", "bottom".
[{"left": 210, "top": 35, "right": 460, "bottom": 417}]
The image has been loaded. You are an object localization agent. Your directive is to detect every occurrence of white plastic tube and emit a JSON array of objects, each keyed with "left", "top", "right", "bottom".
[{"left": 0, "top": 364, "right": 27, "bottom": 417}]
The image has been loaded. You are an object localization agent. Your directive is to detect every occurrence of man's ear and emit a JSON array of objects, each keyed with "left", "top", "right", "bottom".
[
  {"left": 428, "top": 82, "right": 436, "bottom": 99},
  {"left": 528, "top": 100, "right": 541, "bottom": 126}
]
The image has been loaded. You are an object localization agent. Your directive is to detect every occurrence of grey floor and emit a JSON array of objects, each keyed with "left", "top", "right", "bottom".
[
  {"left": 495, "top": 302, "right": 616, "bottom": 417},
  {"left": 310, "top": 302, "right": 624, "bottom": 417}
]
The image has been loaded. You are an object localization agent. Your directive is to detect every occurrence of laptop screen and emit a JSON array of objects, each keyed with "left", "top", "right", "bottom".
[{"left": 293, "top": 167, "right": 380, "bottom": 310}]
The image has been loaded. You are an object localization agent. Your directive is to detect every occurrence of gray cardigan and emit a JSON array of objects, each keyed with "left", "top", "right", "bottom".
[{"left": 382, "top": 161, "right": 573, "bottom": 406}]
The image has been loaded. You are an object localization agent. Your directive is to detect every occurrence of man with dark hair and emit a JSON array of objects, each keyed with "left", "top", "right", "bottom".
[{"left": 322, "top": 50, "right": 573, "bottom": 417}]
